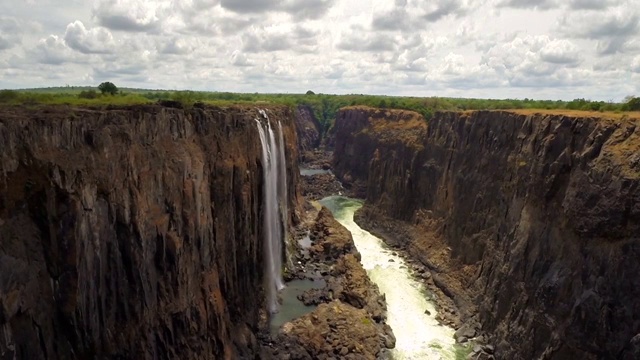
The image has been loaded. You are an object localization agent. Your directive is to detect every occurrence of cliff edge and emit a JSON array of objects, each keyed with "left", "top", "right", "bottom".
[
  {"left": 333, "top": 106, "right": 640, "bottom": 359},
  {"left": 0, "top": 104, "right": 300, "bottom": 359}
]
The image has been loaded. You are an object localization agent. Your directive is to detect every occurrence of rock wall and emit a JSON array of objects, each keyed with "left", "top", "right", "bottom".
[
  {"left": 294, "top": 105, "right": 321, "bottom": 154},
  {"left": 0, "top": 104, "right": 300, "bottom": 360},
  {"left": 332, "top": 107, "right": 640, "bottom": 359},
  {"left": 332, "top": 106, "right": 426, "bottom": 198}
]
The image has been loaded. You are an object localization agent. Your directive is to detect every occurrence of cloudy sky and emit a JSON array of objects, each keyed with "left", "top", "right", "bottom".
[{"left": 1, "top": 0, "right": 639, "bottom": 101}]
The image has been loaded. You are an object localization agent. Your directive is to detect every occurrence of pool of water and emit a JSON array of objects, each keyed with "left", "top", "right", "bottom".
[
  {"left": 319, "top": 196, "right": 462, "bottom": 360},
  {"left": 300, "top": 168, "right": 332, "bottom": 176},
  {"left": 269, "top": 278, "right": 326, "bottom": 334}
]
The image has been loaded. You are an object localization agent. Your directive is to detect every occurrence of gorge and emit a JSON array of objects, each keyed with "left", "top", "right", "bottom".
[
  {"left": 331, "top": 106, "right": 640, "bottom": 359},
  {"left": 0, "top": 102, "right": 639, "bottom": 360}
]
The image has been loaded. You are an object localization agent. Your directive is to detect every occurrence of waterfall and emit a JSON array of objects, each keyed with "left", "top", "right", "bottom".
[{"left": 255, "top": 110, "right": 288, "bottom": 314}]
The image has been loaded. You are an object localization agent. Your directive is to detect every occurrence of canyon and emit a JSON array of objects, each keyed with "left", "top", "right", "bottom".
[
  {"left": 332, "top": 106, "right": 640, "bottom": 359},
  {"left": 1, "top": 102, "right": 639, "bottom": 360}
]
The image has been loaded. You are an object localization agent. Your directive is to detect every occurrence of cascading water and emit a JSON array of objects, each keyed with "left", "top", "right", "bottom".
[{"left": 255, "top": 110, "right": 288, "bottom": 314}]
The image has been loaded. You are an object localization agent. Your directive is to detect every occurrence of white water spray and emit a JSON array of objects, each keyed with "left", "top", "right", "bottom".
[{"left": 256, "top": 110, "right": 288, "bottom": 313}]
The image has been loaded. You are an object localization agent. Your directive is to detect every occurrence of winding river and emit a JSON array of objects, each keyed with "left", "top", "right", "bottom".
[{"left": 319, "top": 196, "right": 464, "bottom": 360}]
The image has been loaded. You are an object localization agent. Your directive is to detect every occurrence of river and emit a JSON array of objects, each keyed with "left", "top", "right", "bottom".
[{"left": 319, "top": 196, "right": 464, "bottom": 360}]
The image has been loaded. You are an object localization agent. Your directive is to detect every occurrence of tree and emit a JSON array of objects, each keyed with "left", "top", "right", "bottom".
[
  {"left": 623, "top": 96, "right": 640, "bottom": 111},
  {"left": 306, "top": 90, "right": 315, "bottom": 95},
  {"left": 98, "top": 82, "right": 118, "bottom": 95}
]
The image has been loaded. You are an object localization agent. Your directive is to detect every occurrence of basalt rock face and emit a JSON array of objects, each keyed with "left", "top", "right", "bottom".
[
  {"left": 333, "top": 107, "right": 640, "bottom": 359},
  {"left": 295, "top": 105, "right": 321, "bottom": 155},
  {"left": 332, "top": 106, "right": 426, "bottom": 199},
  {"left": 0, "top": 104, "right": 300, "bottom": 360}
]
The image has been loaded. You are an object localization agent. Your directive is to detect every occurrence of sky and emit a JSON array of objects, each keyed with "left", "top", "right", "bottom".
[{"left": 0, "top": 0, "right": 639, "bottom": 101}]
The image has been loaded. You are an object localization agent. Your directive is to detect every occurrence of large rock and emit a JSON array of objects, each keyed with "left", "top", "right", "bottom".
[
  {"left": 309, "top": 207, "right": 358, "bottom": 261},
  {"left": 280, "top": 301, "right": 390, "bottom": 360},
  {"left": 329, "top": 254, "right": 387, "bottom": 322},
  {"left": 333, "top": 107, "right": 640, "bottom": 359},
  {"left": 0, "top": 104, "right": 300, "bottom": 359}
]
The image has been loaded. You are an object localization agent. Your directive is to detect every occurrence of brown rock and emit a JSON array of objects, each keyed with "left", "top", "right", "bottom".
[
  {"left": 333, "top": 107, "right": 640, "bottom": 359},
  {"left": 281, "top": 301, "right": 384, "bottom": 360},
  {"left": 0, "top": 104, "right": 301, "bottom": 359}
]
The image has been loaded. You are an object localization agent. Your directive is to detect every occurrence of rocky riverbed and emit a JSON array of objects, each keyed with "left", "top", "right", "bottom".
[{"left": 261, "top": 205, "right": 395, "bottom": 359}]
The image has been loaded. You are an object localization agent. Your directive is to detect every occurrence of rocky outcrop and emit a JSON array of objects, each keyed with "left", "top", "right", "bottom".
[
  {"left": 275, "top": 206, "right": 394, "bottom": 358},
  {"left": 278, "top": 301, "right": 387, "bottom": 360},
  {"left": 295, "top": 105, "right": 321, "bottom": 155},
  {"left": 0, "top": 104, "right": 300, "bottom": 359},
  {"left": 333, "top": 107, "right": 640, "bottom": 359},
  {"left": 300, "top": 173, "right": 344, "bottom": 201}
]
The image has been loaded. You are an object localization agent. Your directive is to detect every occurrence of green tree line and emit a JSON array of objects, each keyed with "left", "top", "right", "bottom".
[{"left": 1, "top": 87, "right": 639, "bottom": 131}]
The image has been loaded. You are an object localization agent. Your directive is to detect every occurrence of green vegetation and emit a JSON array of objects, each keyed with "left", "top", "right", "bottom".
[
  {"left": 0, "top": 85, "right": 638, "bottom": 131},
  {"left": 623, "top": 96, "right": 640, "bottom": 111},
  {"left": 428, "top": 342, "right": 443, "bottom": 350},
  {"left": 98, "top": 82, "right": 118, "bottom": 95}
]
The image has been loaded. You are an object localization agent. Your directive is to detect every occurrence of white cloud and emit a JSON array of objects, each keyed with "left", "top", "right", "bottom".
[
  {"left": 499, "top": 0, "right": 558, "bottom": 10},
  {"left": 29, "top": 35, "right": 78, "bottom": 65},
  {"left": 539, "top": 39, "right": 580, "bottom": 64},
  {"left": 558, "top": 3, "right": 639, "bottom": 54},
  {"left": 632, "top": 56, "right": 640, "bottom": 73},
  {"left": 0, "top": 0, "right": 639, "bottom": 101},
  {"left": 64, "top": 21, "right": 115, "bottom": 54},
  {"left": 93, "top": 0, "right": 166, "bottom": 32}
]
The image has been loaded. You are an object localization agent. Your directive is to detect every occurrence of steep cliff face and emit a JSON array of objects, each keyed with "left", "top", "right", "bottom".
[
  {"left": 333, "top": 107, "right": 640, "bottom": 359},
  {"left": 0, "top": 104, "right": 300, "bottom": 360},
  {"left": 294, "top": 105, "right": 321, "bottom": 154},
  {"left": 332, "top": 106, "right": 426, "bottom": 198}
]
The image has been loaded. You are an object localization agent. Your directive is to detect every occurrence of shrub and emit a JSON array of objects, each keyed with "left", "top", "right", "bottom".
[
  {"left": 0, "top": 90, "right": 19, "bottom": 103},
  {"left": 78, "top": 90, "right": 99, "bottom": 99}
]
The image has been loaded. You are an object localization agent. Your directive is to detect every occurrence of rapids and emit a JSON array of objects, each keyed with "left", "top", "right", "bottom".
[{"left": 320, "top": 196, "right": 465, "bottom": 360}]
